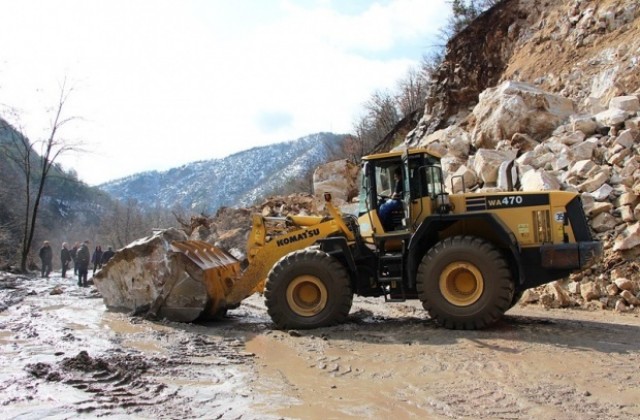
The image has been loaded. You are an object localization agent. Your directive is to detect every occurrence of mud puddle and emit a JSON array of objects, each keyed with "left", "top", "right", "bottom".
[{"left": 1, "top": 271, "right": 640, "bottom": 419}]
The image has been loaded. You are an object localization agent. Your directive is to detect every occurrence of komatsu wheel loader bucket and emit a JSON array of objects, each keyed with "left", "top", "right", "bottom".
[
  {"left": 170, "top": 240, "right": 243, "bottom": 319},
  {"left": 93, "top": 229, "right": 252, "bottom": 323}
]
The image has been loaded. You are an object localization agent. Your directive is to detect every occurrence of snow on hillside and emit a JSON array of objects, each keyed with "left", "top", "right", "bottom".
[{"left": 100, "top": 133, "right": 346, "bottom": 213}]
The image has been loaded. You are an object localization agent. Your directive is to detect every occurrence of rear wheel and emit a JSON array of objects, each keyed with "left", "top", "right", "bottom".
[
  {"left": 416, "top": 236, "right": 514, "bottom": 330},
  {"left": 265, "top": 249, "right": 352, "bottom": 329}
]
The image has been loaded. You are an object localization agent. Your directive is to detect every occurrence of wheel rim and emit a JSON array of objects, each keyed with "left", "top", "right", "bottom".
[
  {"left": 286, "top": 275, "right": 328, "bottom": 317},
  {"left": 439, "top": 262, "right": 484, "bottom": 306}
]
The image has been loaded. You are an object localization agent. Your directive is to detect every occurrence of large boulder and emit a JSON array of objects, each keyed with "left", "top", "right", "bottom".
[
  {"left": 93, "top": 228, "right": 212, "bottom": 322},
  {"left": 471, "top": 81, "right": 575, "bottom": 149}
]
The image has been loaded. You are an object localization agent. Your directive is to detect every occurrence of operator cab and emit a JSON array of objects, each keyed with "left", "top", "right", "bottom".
[{"left": 357, "top": 148, "right": 446, "bottom": 241}]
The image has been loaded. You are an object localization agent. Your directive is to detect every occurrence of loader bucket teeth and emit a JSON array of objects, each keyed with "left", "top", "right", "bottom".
[{"left": 170, "top": 240, "right": 238, "bottom": 270}]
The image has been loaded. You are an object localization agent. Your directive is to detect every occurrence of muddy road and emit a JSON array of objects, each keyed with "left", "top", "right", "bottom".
[{"left": 1, "top": 272, "right": 639, "bottom": 419}]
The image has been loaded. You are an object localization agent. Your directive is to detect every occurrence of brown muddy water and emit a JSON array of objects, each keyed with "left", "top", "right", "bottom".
[{"left": 1, "top": 271, "right": 639, "bottom": 419}]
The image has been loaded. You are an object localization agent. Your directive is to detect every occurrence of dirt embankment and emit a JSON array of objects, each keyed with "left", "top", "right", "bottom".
[{"left": 1, "top": 273, "right": 639, "bottom": 419}]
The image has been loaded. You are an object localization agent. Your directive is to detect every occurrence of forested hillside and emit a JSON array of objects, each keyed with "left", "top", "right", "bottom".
[{"left": 0, "top": 118, "right": 175, "bottom": 268}]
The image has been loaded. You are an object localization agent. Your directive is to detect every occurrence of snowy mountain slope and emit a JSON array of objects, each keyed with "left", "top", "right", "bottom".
[{"left": 99, "top": 133, "right": 346, "bottom": 213}]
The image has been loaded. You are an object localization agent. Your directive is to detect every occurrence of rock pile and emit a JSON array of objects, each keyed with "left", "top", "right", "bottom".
[
  {"left": 183, "top": 193, "right": 319, "bottom": 260},
  {"left": 408, "top": 81, "right": 640, "bottom": 312}
]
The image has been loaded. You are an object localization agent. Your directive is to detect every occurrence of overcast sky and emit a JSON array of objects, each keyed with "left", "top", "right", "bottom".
[{"left": 0, "top": 0, "right": 450, "bottom": 186}]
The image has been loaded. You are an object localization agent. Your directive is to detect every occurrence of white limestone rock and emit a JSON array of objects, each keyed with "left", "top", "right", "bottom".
[
  {"left": 615, "top": 299, "right": 629, "bottom": 312},
  {"left": 594, "top": 108, "right": 628, "bottom": 126},
  {"left": 620, "top": 290, "right": 640, "bottom": 306},
  {"left": 590, "top": 212, "right": 617, "bottom": 233},
  {"left": 92, "top": 228, "right": 211, "bottom": 323},
  {"left": 570, "top": 160, "right": 597, "bottom": 178},
  {"left": 626, "top": 116, "right": 640, "bottom": 130},
  {"left": 567, "top": 281, "right": 581, "bottom": 295},
  {"left": 571, "top": 115, "right": 598, "bottom": 136},
  {"left": 586, "top": 202, "right": 613, "bottom": 217},
  {"left": 549, "top": 282, "right": 573, "bottom": 307},
  {"left": 580, "top": 281, "right": 601, "bottom": 302},
  {"left": 472, "top": 81, "right": 574, "bottom": 149},
  {"left": 520, "top": 170, "right": 561, "bottom": 191},
  {"left": 613, "top": 277, "right": 635, "bottom": 293},
  {"left": 571, "top": 140, "right": 596, "bottom": 161},
  {"left": 620, "top": 205, "right": 636, "bottom": 223},
  {"left": 510, "top": 132, "right": 539, "bottom": 152},
  {"left": 445, "top": 165, "right": 478, "bottom": 193},
  {"left": 577, "top": 171, "right": 609, "bottom": 193},
  {"left": 473, "top": 148, "right": 517, "bottom": 185},
  {"left": 559, "top": 131, "right": 586, "bottom": 145},
  {"left": 613, "top": 129, "right": 638, "bottom": 149},
  {"left": 609, "top": 95, "right": 640, "bottom": 113},
  {"left": 616, "top": 192, "right": 639, "bottom": 207},
  {"left": 592, "top": 184, "right": 613, "bottom": 201},
  {"left": 613, "top": 222, "right": 640, "bottom": 251},
  {"left": 440, "top": 155, "right": 465, "bottom": 177}
]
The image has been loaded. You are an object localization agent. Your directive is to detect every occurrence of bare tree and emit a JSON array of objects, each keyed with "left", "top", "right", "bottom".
[
  {"left": 351, "top": 89, "right": 401, "bottom": 160},
  {"left": 3, "top": 80, "right": 81, "bottom": 272},
  {"left": 365, "top": 89, "right": 400, "bottom": 136},
  {"left": 396, "top": 66, "right": 429, "bottom": 116},
  {"left": 350, "top": 117, "right": 374, "bottom": 162},
  {"left": 440, "top": 0, "right": 499, "bottom": 40},
  {"left": 102, "top": 198, "right": 148, "bottom": 249}
]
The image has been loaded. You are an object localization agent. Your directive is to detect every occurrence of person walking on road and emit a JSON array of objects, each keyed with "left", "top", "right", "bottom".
[
  {"left": 39, "top": 241, "right": 53, "bottom": 278},
  {"left": 101, "top": 246, "right": 115, "bottom": 265},
  {"left": 60, "top": 242, "right": 72, "bottom": 278},
  {"left": 91, "top": 245, "right": 103, "bottom": 276},
  {"left": 76, "top": 240, "right": 91, "bottom": 287},
  {"left": 70, "top": 242, "right": 79, "bottom": 276}
]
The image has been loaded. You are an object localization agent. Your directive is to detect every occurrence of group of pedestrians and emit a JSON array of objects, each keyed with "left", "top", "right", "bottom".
[{"left": 39, "top": 240, "right": 115, "bottom": 287}]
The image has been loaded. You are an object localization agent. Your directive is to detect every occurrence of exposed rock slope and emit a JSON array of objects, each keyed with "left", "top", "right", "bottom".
[
  {"left": 408, "top": 0, "right": 640, "bottom": 311},
  {"left": 416, "top": 0, "right": 640, "bottom": 134}
]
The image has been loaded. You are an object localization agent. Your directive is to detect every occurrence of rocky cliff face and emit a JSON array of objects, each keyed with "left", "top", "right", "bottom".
[{"left": 415, "top": 0, "right": 640, "bottom": 136}]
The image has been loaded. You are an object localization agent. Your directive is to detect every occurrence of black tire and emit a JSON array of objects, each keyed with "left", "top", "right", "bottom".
[
  {"left": 508, "top": 290, "right": 524, "bottom": 310},
  {"left": 416, "top": 236, "right": 514, "bottom": 330},
  {"left": 265, "top": 249, "right": 353, "bottom": 330}
]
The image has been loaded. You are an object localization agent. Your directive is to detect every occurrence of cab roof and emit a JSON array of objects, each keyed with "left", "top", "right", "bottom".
[{"left": 361, "top": 147, "right": 442, "bottom": 161}]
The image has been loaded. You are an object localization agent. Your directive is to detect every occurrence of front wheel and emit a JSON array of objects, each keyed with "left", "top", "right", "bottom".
[
  {"left": 265, "top": 249, "right": 353, "bottom": 330},
  {"left": 416, "top": 236, "right": 514, "bottom": 330}
]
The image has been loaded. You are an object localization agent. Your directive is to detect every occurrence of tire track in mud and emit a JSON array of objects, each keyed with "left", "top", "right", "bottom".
[
  {"left": 0, "top": 275, "right": 258, "bottom": 418},
  {"left": 26, "top": 351, "right": 178, "bottom": 416},
  {"left": 23, "top": 332, "right": 256, "bottom": 417}
]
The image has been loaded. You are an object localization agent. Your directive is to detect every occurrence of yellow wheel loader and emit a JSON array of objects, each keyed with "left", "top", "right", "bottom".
[{"left": 167, "top": 148, "right": 601, "bottom": 330}]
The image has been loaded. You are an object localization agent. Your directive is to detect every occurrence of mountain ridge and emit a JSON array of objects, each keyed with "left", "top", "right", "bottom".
[{"left": 99, "top": 132, "right": 347, "bottom": 214}]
